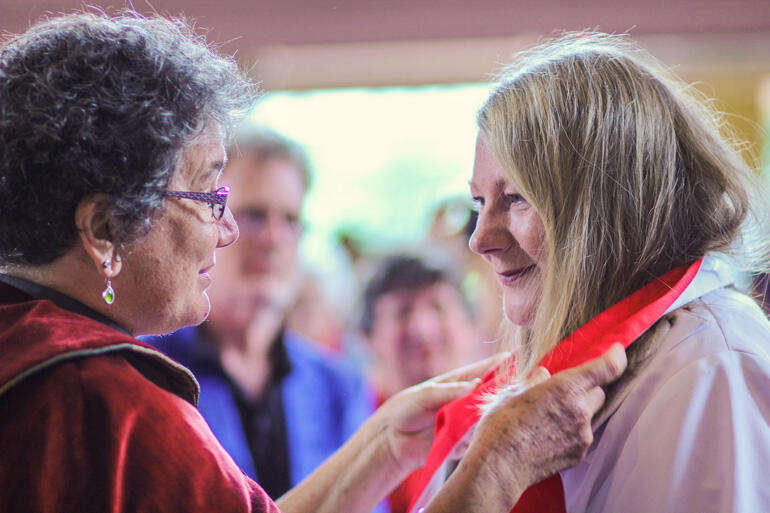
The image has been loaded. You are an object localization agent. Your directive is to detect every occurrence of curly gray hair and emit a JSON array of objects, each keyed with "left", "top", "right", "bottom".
[{"left": 0, "top": 11, "right": 258, "bottom": 265}]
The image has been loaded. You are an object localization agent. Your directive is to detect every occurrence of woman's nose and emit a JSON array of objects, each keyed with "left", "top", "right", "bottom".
[
  {"left": 217, "top": 207, "right": 239, "bottom": 248},
  {"left": 469, "top": 207, "right": 509, "bottom": 256}
]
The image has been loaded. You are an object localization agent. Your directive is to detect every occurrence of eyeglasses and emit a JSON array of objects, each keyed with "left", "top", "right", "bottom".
[{"left": 164, "top": 185, "right": 231, "bottom": 220}]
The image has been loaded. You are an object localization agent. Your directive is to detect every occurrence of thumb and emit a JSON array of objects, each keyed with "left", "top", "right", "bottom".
[
  {"left": 388, "top": 379, "right": 481, "bottom": 434},
  {"left": 433, "top": 353, "right": 508, "bottom": 383},
  {"left": 565, "top": 343, "right": 628, "bottom": 390},
  {"left": 415, "top": 379, "right": 482, "bottom": 411}
]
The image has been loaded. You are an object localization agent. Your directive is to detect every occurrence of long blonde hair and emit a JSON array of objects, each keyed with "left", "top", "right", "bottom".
[{"left": 477, "top": 32, "right": 767, "bottom": 376}]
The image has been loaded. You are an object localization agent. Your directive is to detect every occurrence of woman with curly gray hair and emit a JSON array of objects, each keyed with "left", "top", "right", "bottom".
[{"left": 0, "top": 11, "right": 628, "bottom": 513}]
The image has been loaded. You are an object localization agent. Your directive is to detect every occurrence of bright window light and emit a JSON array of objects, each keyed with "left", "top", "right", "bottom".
[{"left": 247, "top": 84, "right": 490, "bottom": 275}]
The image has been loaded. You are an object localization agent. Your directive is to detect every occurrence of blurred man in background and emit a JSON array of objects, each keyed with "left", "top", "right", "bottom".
[{"left": 148, "top": 127, "right": 378, "bottom": 504}]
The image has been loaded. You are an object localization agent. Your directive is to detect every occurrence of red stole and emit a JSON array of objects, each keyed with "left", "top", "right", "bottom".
[
  {"left": 0, "top": 282, "right": 281, "bottom": 512},
  {"left": 408, "top": 259, "right": 703, "bottom": 513}
]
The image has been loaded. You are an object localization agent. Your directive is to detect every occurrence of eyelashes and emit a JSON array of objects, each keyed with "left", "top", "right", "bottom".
[
  {"left": 470, "top": 193, "right": 527, "bottom": 212},
  {"left": 503, "top": 193, "right": 526, "bottom": 206}
]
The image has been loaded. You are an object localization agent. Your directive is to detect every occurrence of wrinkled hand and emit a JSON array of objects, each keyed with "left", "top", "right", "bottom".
[
  {"left": 468, "top": 344, "right": 628, "bottom": 493},
  {"left": 378, "top": 353, "right": 508, "bottom": 475}
]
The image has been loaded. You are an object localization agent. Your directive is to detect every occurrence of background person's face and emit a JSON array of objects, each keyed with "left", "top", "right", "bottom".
[
  {"left": 368, "top": 282, "right": 480, "bottom": 393},
  {"left": 207, "top": 155, "right": 306, "bottom": 330},
  {"left": 468, "top": 135, "right": 545, "bottom": 326}
]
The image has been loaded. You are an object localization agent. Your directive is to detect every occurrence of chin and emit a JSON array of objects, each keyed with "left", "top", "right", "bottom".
[
  {"left": 176, "top": 295, "right": 212, "bottom": 331},
  {"left": 503, "top": 303, "right": 536, "bottom": 327},
  {"left": 193, "top": 294, "right": 213, "bottom": 325}
]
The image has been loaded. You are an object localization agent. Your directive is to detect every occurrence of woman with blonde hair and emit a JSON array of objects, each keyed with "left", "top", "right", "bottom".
[{"left": 409, "top": 33, "right": 770, "bottom": 513}]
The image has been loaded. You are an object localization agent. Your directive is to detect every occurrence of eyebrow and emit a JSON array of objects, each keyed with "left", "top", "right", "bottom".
[
  {"left": 467, "top": 180, "right": 489, "bottom": 193},
  {"left": 468, "top": 178, "right": 512, "bottom": 191}
]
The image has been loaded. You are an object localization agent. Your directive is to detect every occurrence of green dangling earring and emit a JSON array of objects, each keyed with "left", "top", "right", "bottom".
[{"left": 101, "top": 259, "right": 115, "bottom": 305}]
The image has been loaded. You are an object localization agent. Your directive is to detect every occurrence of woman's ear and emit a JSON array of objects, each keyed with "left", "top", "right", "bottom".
[{"left": 75, "top": 194, "right": 123, "bottom": 278}]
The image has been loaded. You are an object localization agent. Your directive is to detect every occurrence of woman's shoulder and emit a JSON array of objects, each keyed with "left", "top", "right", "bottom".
[
  {"left": 0, "top": 323, "right": 200, "bottom": 410},
  {"left": 604, "top": 286, "right": 770, "bottom": 424},
  {"left": 0, "top": 345, "right": 268, "bottom": 511},
  {"left": 594, "top": 286, "right": 770, "bottom": 433},
  {"left": 1, "top": 346, "right": 199, "bottom": 424},
  {"left": 664, "top": 286, "right": 770, "bottom": 359},
  {"left": 566, "top": 287, "right": 770, "bottom": 511}
]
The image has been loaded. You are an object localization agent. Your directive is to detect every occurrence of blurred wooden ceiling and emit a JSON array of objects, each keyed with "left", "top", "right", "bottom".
[{"left": 3, "top": 0, "right": 770, "bottom": 89}]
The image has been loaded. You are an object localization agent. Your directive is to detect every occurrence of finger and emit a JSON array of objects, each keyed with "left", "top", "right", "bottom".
[
  {"left": 432, "top": 352, "right": 509, "bottom": 384},
  {"left": 414, "top": 380, "right": 483, "bottom": 411},
  {"left": 562, "top": 343, "right": 627, "bottom": 390},
  {"left": 526, "top": 366, "right": 551, "bottom": 387},
  {"left": 583, "top": 385, "right": 607, "bottom": 416}
]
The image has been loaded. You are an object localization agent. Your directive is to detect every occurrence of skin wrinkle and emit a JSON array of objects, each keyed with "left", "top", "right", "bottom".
[{"left": 477, "top": 371, "right": 600, "bottom": 490}]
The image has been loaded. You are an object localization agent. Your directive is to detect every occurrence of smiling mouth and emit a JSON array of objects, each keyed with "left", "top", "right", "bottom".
[{"left": 498, "top": 265, "right": 536, "bottom": 286}]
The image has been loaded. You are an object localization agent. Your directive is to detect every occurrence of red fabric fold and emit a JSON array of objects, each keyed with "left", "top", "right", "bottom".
[
  {"left": 409, "top": 259, "right": 702, "bottom": 513},
  {"left": 0, "top": 283, "right": 281, "bottom": 512}
]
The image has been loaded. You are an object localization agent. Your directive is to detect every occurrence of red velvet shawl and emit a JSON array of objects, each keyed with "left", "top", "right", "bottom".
[{"left": 0, "top": 282, "right": 281, "bottom": 512}]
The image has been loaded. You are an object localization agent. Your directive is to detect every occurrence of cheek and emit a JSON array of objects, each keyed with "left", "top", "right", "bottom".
[
  {"left": 515, "top": 214, "right": 547, "bottom": 265},
  {"left": 369, "top": 322, "right": 396, "bottom": 356}
]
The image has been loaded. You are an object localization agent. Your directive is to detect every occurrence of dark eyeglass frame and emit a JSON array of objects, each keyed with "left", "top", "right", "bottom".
[{"left": 164, "top": 185, "right": 231, "bottom": 220}]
